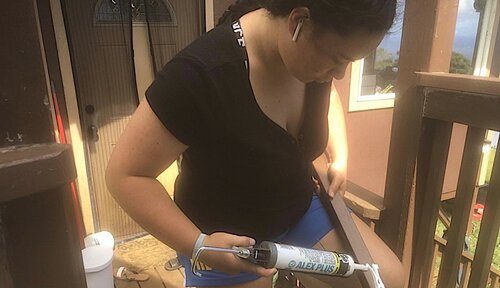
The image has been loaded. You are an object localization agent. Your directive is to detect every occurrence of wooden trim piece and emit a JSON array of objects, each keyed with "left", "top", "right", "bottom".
[
  {"left": 427, "top": 243, "right": 440, "bottom": 287},
  {"left": 417, "top": 72, "right": 500, "bottom": 96},
  {"left": 438, "top": 208, "right": 451, "bottom": 229},
  {"left": 441, "top": 190, "right": 457, "bottom": 201},
  {"left": 33, "top": 0, "right": 59, "bottom": 143},
  {"left": 313, "top": 155, "right": 376, "bottom": 288},
  {"left": 469, "top": 146, "right": 500, "bottom": 287},
  {"left": 0, "top": 144, "right": 76, "bottom": 203},
  {"left": 343, "top": 192, "right": 381, "bottom": 220},
  {"left": 205, "top": 0, "right": 214, "bottom": 31},
  {"left": 49, "top": 0, "right": 95, "bottom": 234},
  {"left": 459, "top": 259, "right": 471, "bottom": 288},
  {"left": 347, "top": 181, "right": 385, "bottom": 211},
  {"left": 423, "top": 88, "right": 500, "bottom": 131},
  {"left": 437, "top": 127, "right": 486, "bottom": 288},
  {"left": 409, "top": 118, "right": 453, "bottom": 288},
  {"left": 474, "top": 0, "right": 500, "bottom": 76},
  {"left": 348, "top": 60, "right": 395, "bottom": 112},
  {"left": 491, "top": 17, "right": 500, "bottom": 77},
  {"left": 378, "top": 0, "right": 460, "bottom": 260},
  {"left": 343, "top": 181, "right": 385, "bottom": 220}
]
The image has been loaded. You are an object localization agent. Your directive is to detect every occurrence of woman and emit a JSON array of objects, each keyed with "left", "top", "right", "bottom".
[{"left": 106, "top": 0, "right": 404, "bottom": 287}]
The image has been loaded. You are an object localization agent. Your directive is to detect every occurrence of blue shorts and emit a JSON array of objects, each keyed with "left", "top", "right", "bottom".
[{"left": 178, "top": 194, "right": 334, "bottom": 287}]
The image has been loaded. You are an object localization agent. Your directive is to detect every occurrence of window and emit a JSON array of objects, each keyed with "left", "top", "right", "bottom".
[
  {"left": 348, "top": 0, "right": 490, "bottom": 111},
  {"left": 348, "top": 1, "right": 405, "bottom": 112},
  {"left": 95, "top": 0, "right": 177, "bottom": 25}
]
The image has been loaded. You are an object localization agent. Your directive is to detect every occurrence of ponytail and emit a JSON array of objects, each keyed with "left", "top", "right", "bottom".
[{"left": 217, "top": 0, "right": 262, "bottom": 26}]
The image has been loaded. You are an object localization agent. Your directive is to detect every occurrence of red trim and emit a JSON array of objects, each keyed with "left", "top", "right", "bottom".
[{"left": 51, "top": 81, "right": 86, "bottom": 248}]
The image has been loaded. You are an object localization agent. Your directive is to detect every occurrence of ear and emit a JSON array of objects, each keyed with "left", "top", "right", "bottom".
[{"left": 287, "top": 7, "right": 311, "bottom": 39}]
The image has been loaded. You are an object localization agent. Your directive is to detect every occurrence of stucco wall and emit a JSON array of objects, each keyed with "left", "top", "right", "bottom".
[{"left": 335, "top": 65, "right": 466, "bottom": 197}]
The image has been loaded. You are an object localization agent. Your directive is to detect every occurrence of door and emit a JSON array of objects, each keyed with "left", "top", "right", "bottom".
[{"left": 62, "top": 0, "right": 203, "bottom": 240}]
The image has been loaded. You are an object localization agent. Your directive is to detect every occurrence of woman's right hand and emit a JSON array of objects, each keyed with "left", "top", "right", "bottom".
[{"left": 198, "top": 232, "right": 277, "bottom": 277}]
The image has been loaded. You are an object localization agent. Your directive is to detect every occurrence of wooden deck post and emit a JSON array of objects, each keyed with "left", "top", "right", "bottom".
[
  {"left": 436, "top": 127, "right": 486, "bottom": 287},
  {"left": 409, "top": 117, "right": 453, "bottom": 288},
  {"left": 0, "top": 144, "right": 86, "bottom": 288},
  {"left": 377, "top": 0, "right": 460, "bottom": 261}
]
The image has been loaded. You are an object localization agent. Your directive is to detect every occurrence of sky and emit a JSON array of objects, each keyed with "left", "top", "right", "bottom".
[{"left": 378, "top": 0, "right": 481, "bottom": 60}]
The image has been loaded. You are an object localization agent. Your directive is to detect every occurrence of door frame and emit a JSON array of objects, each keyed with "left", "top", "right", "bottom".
[{"left": 50, "top": 0, "right": 211, "bottom": 235}]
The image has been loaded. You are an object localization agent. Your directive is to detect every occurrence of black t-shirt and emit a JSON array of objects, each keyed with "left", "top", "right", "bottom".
[{"left": 145, "top": 21, "right": 330, "bottom": 241}]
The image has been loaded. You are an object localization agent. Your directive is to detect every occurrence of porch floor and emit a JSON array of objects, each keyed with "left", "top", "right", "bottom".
[{"left": 113, "top": 235, "right": 185, "bottom": 288}]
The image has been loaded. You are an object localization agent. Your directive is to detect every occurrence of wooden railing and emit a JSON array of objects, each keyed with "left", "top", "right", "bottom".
[
  {"left": 408, "top": 72, "right": 500, "bottom": 288},
  {"left": 430, "top": 235, "right": 500, "bottom": 287},
  {"left": 0, "top": 144, "right": 86, "bottom": 288},
  {"left": 428, "top": 205, "right": 500, "bottom": 287}
]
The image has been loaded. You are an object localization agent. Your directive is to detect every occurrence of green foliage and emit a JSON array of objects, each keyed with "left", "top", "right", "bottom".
[
  {"left": 375, "top": 48, "right": 396, "bottom": 71},
  {"left": 474, "top": 0, "right": 487, "bottom": 12},
  {"left": 434, "top": 216, "right": 500, "bottom": 282},
  {"left": 450, "top": 52, "right": 473, "bottom": 75}
]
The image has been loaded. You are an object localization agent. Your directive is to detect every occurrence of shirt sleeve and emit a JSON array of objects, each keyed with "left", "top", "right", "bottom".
[{"left": 145, "top": 58, "right": 210, "bottom": 146}]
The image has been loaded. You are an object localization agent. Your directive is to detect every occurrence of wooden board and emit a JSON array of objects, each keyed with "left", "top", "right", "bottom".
[
  {"left": 417, "top": 72, "right": 500, "bottom": 95},
  {"left": 409, "top": 118, "right": 453, "bottom": 288},
  {"left": 437, "top": 127, "right": 486, "bottom": 287},
  {"left": 0, "top": 144, "right": 76, "bottom": 203},
  {"left": 378, "top": 0, "right": 460, "bottom": 259},
  {"left": 423, "top": 88, "right": 500, "bottom": 131},
  {"left": 343, "top": 191, "right": 381, "bottom": 220}
]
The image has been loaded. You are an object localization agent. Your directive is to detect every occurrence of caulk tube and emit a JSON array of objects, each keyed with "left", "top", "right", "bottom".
[{"left": 258, "top": 241, "right": 359, "bottom": 277}]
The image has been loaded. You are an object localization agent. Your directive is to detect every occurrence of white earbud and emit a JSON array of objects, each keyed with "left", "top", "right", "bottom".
[{"left": 292, "top": 19, "right": 304, "bottom": 42}]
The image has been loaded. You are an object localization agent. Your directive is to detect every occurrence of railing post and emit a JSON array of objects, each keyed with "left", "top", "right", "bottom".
[
  {"left": 409, "top": 117, "right": 453, "bottom": 288},
  {"left": 437, "top": 127, "right": 486, "bottom": 287}
]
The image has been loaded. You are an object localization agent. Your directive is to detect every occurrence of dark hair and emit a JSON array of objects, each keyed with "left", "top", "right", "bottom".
[{"left": 217, "top": 0, "right": 397, "bottom": 37}]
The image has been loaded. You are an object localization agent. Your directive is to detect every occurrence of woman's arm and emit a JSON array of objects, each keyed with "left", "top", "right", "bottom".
[
  {"left": 324, "top": 84, "right": 348, "bottom": 197},
  {"left": 105, "top": 100, "right": 200, "bottom": 255},
  {"left": 105, "top": 100, "right": 275, "bottom": 276}
]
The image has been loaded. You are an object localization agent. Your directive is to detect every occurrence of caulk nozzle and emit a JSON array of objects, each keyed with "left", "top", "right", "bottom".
[{"left": 352, "top": 263, "right": 369, "bottom": 272}]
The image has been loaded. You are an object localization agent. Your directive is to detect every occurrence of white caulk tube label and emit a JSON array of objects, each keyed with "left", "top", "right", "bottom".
[{"left": 269, "top": 243, "right": 355, "bottom": 277}]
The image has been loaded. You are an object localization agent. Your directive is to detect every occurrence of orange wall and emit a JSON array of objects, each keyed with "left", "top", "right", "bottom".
[
  {"left": 334, "top": 66, "right": 394, "bottom": 197},
  {"left": 335, "top": 66, "right": 466, "bottom": 197}
]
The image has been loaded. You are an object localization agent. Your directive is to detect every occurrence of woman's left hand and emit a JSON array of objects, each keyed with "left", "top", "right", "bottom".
[{"left": 327, "top": 164, "right": 347, "bottom": 199}]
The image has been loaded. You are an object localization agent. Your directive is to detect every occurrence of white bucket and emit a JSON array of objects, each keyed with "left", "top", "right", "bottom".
[
  {"left": 82, "top": 245, "right": 114, "bottom": 288},
  {"left": 84, "top": 231, "right": 115, "bottom": 249}
]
